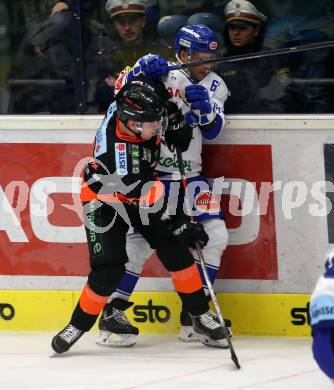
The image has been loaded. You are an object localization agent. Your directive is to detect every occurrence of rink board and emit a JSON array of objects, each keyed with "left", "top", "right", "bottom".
[
  {"left": 0, "top": 116, "right": 334, "bottom": 339},
  {"left": 1, "top": 116, "right": 334, "bottom": 296},
  {"left": 0, "top": 290, "right": 311, "bottom": 336}
]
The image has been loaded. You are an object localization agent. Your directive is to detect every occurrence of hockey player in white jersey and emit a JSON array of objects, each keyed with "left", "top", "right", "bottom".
[
  {"left": 310, "top": 251, "right": 334, "bottom": 381},
  {"left": 97, "top": 24, "right": 231, "bottom": 348}
]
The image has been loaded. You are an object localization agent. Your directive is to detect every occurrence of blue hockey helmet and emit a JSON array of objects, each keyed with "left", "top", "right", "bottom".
[{"left": 174, "top": 24, "right": 219, "bottom": 56}]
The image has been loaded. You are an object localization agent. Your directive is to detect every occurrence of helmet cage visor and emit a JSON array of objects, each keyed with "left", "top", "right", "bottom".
[{"left": 135, "top": 109, "right": 168, "bottom": 137}]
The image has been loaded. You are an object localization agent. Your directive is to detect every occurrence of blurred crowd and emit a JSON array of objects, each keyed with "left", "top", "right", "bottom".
[{"left": 1, "top": 0, "right": 334, "bottom": 114}]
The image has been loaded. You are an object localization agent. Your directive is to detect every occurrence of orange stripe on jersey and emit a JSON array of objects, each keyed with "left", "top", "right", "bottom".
[
  {"left": 170, "top": 263, "right": 203, "bottom": 293},
  {"left": 80, "top": 177, "right": 164, "bottom": 206},
  {"left": 79, "top": 284, "right": 109, "bottom": 315},
  {"left": 80, "top": 178, "right": 99, "bottom": 202}
]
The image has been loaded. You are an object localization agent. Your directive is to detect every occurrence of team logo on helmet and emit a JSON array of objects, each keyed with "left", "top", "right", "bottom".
[
  {"left": 179, "top": 38, "right": 191, "bottom": 48},
  {"left": 209, "top": 41, "right": 218, "bottom": 51}
]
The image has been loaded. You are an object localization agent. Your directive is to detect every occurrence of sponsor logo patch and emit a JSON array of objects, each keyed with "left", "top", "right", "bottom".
[
  {"left": 131, "top": 144, "right": 140, "bottom": 158},
  {"left": 179, "top": 38, "right": 191, "bottom": 48},
  {"left": 209, "top": 41, "right": 218, "bottom": 50},
  {"left": 115, "top": 143, "right": 127, "bottom": 175},
  {"left": 194, "top": 190, "right": 221, "bottom": 213}
]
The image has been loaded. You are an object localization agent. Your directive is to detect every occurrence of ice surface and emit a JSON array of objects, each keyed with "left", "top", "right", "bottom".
[{"left": 0, "top": 333, "right": 332, "bottom": 390}]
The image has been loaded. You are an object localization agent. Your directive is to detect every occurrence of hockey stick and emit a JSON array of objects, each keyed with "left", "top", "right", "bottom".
[
  {"left": 175, "top": 146, "right": 241, "bottom": 370},
  {"left": 167, "top": 40, "right": 334, "bottom": 71}
]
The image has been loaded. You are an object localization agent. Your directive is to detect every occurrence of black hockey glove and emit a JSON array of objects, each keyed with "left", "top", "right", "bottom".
[
  {"left": 169, "top": 216, "right": 209, "bottom": 249},
  {"left": 164, "top": 101, "right": 193, "bottom": 152}
]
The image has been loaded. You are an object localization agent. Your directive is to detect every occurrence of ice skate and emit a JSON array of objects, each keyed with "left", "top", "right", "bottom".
[
  {"left": 200, "top": 311, "right": 232, "bottom": 349},
  {"left": 178, "top": 310, "right": 201, "bottom": 342},
  {"left": 96, "top": 299, "right": 139, "bottom": 347},
  {"left": 191, "top": 310, "right": 231, "bottom": 349},
  {"left": 51, "top": 324, "right": 84, "bottom": 354}
]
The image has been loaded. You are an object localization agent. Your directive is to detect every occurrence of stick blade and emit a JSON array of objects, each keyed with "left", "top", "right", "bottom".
[{"left": 231, "top": 351, "right": 241, "bottom": 369}]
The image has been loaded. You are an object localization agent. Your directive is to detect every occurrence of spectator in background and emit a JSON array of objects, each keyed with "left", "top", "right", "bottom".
[
  {"left": 262, "top": 0, "right": 334, "bottom": 113},
  {"left": 103, "top": 0, "right": 172, "bottom": 72},
  {"left": 223, "top": 0, "right": 267, "bottom": 55},
  {"left": 310, "top": 251, "right": 334, "bottom": 382},
  {"left": 220, "top": 0, "right": 333, "bottom": 114},
  {"left": 7, "top": 1, "right": 78, "bottom": 114},
  {"left": 106, "top": 0, "right": 147, "bottom": 45},
  {"left": 95, "top": 0, "right": 173, "bottom": 112},
  {"left": 218, "top": 0, "right": 275, "bottom": 114},
  {"left": 7, "top": 0, "right": 172, "bottom": 114},
  {"left": 7, "top": 0, "right": 112, "bottom": 114}
]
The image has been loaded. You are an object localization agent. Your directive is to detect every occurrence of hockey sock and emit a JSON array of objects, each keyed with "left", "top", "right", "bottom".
[
  {"left": 194, "top": 259, "right": 219, "bottom": 290},
  {"left": 71, "top": 283, "right": 109, "bottom": 331},
  {"left": 170, "top": 264, "right": 209, "bottom": 315},
  {"left": 109, "top": 269, "right": 141, "bottom": 302}
]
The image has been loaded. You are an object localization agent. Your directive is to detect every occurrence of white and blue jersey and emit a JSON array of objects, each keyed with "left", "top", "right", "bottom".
[
  {"left": 310, "top": 253, "right": 334, "bottom": 332},
  {"left": 157, "top": 65, "right": 228, "bottom": 177},
  {"left": 156, "top": 64, "right": 228, "bottom": 221}
]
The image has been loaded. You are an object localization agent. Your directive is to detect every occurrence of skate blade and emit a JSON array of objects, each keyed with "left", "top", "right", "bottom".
[
  {"left": 178, "top": 326, "right": 201, "bottom": 343},
  {"left": 49, "top": 350, "right": 64, "bottom": 358},
  {"left": 178, "top": 335, "right": 201, "bottom": 343},
  {"left": 96, "top": 331, "right": 137, "bottom": 348},
  {"left": 199, "top": 335, "right": 229, "bottom": 349}
]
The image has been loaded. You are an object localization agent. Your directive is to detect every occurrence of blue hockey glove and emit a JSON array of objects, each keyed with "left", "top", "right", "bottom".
[
  {"left": 185, "top": 84, "right": 212, "bottom": 114},
  {"left": 139, "top": 54, "right": 169, "bottom": 80},
  {"left": 185, "top": 84, "right": 216, "bottom": 126}
]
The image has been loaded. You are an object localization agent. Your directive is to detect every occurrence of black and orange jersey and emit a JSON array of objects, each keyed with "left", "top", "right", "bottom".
[{"left": 80, "top": 102, "right": 162, "bottom": 205}]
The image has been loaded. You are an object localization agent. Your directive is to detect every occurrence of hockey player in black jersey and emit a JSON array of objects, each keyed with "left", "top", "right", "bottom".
[{"left": 51, "top": 75, "right": 228, "bottom": 354}]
